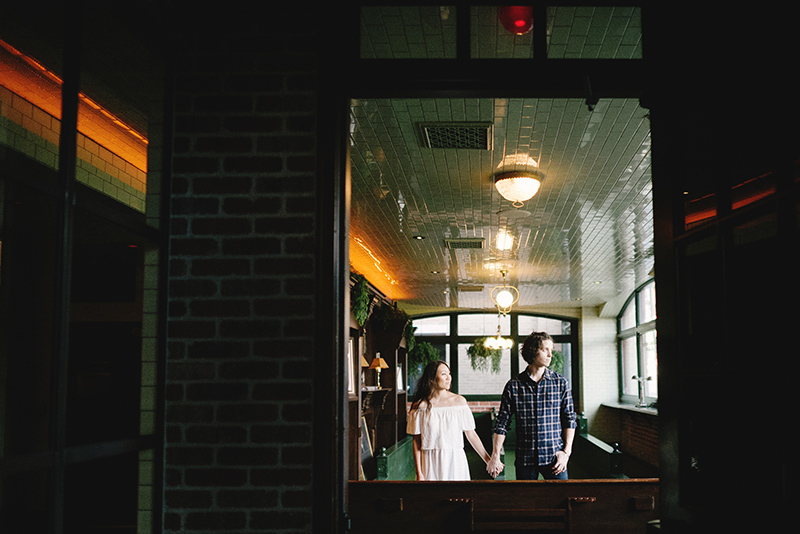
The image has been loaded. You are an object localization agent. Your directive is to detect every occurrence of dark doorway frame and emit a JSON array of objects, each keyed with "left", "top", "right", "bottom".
[{"left": 313, "top": 3, "right": 651, "bottom": 532}]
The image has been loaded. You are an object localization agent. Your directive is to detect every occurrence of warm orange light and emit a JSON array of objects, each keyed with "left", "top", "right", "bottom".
[
  {"left": 349, "top": 235, "right": 410, "bottom": 301},
  {"left": 0, "top": 38, "right": 148, "bottom": 173}
]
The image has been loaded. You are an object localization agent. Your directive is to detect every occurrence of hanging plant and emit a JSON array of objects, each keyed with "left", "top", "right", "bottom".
[
  {"left": 467, "top": 338, "right": 503, "bottom": 374},
  {"left": 407, "top": 339, "right": 441, "bottom": 394},
  {"left": 350, "top": 274, "right": 371, "bottom": 327},
  {"left": 408, "top": 340, "right": 441, "bottom": 374},
  {"left": 370, "top": 303, "right": 413, "bottom": 348}
]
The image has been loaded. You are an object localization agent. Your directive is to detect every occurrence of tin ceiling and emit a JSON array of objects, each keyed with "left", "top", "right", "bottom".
[{"left": 349, "top": 5, "right": 654, "bottom": 317}]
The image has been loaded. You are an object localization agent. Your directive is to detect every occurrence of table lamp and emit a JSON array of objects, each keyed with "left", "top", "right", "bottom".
[{"left": 369, "top": 353, "right": 389, "bottom": 388}]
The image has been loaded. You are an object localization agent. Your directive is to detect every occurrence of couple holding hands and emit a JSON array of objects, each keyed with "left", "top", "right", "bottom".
[{"left": 406, "top": 331, "right": 577, "bottom": 481}]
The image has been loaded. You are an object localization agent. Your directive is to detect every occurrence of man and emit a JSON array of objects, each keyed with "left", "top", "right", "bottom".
[{"left": 487, "top": 331, "right": 577, "bottom": 480}]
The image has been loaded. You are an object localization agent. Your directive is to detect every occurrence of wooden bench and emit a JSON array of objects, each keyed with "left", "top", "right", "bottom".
[
  {"left": 348, "top": 479, "right": 659, "bottom": 534},
  {"left": 376, "top": 436, "right": 415, "bottom": 480}
]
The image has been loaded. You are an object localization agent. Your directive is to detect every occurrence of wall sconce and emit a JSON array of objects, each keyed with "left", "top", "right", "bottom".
[
  {"left": 490, "top": 269, "right": 519, "bottom": 315},
  {"left": 494, "top": 170, "right": 544, "bottom": 208},
  {"left": 369, "top": 353, "right": 389, "bottom": 388}
]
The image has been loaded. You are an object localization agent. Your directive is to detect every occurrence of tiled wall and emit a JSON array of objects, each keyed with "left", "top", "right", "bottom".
[{"left": 0, "top": 85, "right": 147, "bottom": 212}]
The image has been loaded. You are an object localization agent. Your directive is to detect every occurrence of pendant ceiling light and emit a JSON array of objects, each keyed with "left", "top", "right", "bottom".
[
  {"left": 498, "top": 6, "right": 534, "bottom": 35},
  {"left": 490, "top": 269, "right": 519, "bottom": 316},
  {"left": 494, "top": 170, "right": 544, "bottom": 208},
  {"left": 485, "top": 323, "right": 514, "bottom": 350}
]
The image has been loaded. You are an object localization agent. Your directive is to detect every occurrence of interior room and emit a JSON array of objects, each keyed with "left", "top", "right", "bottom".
[{"left": 0, "top": 2, "right": 796, "bottom": 534}]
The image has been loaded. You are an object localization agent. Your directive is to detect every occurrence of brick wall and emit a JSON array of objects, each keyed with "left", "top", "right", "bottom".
[
  {"left": 165, "top": 17, "right": 318, "bottom": 533},
  {"left": 620, "top": 410, "right": 659, "bottom": 468}
]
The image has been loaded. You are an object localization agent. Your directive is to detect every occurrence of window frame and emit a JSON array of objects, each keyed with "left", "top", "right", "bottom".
[
  {"left": 411, "top": 311, "right": 579, "bottom": 403},
  {"left": 617, "top": 279, "right": 657, "bottom": 406}
]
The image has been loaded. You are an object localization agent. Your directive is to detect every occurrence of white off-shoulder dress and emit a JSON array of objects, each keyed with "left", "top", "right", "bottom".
[{"left": 406, "top": 405, "right": 475, "bottom": 481}]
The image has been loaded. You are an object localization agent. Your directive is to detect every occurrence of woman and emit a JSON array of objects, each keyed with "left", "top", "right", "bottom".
[{"left": 406, "top": 360, "right": 497, "bottom": 480}]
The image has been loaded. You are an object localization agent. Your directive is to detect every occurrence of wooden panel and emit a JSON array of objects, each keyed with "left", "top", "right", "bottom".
[{"left": 348, "top": 479, "right": 658, "bottom": 534}]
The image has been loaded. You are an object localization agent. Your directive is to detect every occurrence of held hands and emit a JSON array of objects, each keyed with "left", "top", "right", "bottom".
[{"left": 486, "top": 456, "right": 504, "bottom": 479}]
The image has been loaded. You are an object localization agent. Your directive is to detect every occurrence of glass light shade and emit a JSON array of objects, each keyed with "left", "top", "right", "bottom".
[
  {"left": 485, "top": 335, "right": 514, "bottom": 350},
  {"left": 490, "top": 283, "right": 519, "bottom": 315},
  {"left": 495, "top": 289, "right": 515, "bottom": 309},
  {"left": 498, "top": 6, "right": 534, "bottom": 35},
  {"left": 494, "top": 171, "right": 543, "bottom": 207}
]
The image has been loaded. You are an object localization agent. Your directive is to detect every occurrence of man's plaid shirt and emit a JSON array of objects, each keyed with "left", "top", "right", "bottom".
[{"left": 493, "top": 368, "right": 577, "bottom": 467}]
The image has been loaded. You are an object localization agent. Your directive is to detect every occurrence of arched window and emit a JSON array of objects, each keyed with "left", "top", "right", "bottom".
[
  {"left": 617, "top": 280, "right": 657, "bottom": 406},
  {"left": 411, "top": 313, "right": 577, "bottom": 401}
]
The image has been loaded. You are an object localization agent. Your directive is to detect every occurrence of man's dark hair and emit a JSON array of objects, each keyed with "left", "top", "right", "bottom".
[{"left": 520, "top": 331, "right": 553, "bottom": 364}]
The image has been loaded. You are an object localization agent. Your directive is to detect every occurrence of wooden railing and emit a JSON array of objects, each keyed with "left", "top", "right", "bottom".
[{"left": 347, "top": 479, "right": 659, "bottom": 534}]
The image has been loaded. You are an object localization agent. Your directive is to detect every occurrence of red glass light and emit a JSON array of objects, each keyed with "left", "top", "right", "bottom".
[{"left": 498, "top": 6, "right": 533, "bottom": 35}]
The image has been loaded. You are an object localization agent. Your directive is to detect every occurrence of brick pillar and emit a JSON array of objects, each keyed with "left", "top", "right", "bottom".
[{"left": 165, "top": 21, "right": 318, "bottom": 533}]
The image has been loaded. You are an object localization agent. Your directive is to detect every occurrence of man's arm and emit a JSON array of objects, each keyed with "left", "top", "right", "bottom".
[{"left": 551, "top": 427, "right": 575, "bottom": 476}]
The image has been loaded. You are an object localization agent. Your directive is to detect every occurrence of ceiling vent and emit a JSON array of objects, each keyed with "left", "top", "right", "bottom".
[
  {"left": 444, "top": 237, "right": 485, "bottom": 249},
  {"left": 418, "top": 122, "right": 492, "bottom": 150},
  {"left": 457, "top": 285, "right": 485, "bottom": 292}
]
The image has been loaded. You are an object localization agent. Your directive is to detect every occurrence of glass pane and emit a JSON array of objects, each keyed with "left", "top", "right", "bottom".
[
  {"left": 0, "top": 180, "right": 58, "bottom": 455},
  {"left": 64, "top": 453, "right": 139, "bottom": 532},
  {"left": 67, "top": 322, "right": 143, "bottom": 445},
  {"left": 619, "top": 298, "right": 636, "bottom": 331},
  {"left": 471, "top": 6, "right": 535, "bottom": 59},
  {"left": 0, "top": 24, "right": 64, "bottom": 172},
  {"left": 638, "top": 281, "right": 656, "bottom": 324},
  {"left": 458, "top": 313, "right": 510, "bottom": 336},
  {"left": 547, "top": 6, "right": 642, "bottom": 59},
  {"left": 458, "top": 343, "right": 511, "bottom": 395},
  {"left": 361, "top": 6, "right": 458, "bottom": 59},
  {"left": 517, "top": 342, "right": 572, "bottom": 386},
  {"left": 412, "top": 315, "right": 450, "bottom": 336},
  {"left": 620, "top": 336, "right": 638, "bottom": 397},
  {"left": 641, "top": 330, "right": 658, "bottom": 398},
  {"left": 79, "top": 5, "right": 151, "bottom": 213},
  {"left": 0, "top": 469, "right": 51, "bottom": 531},
  {"left": 517, "top": 315, "right": 569, "bottom": 336}
]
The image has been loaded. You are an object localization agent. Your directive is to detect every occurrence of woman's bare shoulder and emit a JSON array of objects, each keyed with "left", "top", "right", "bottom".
[
  {"left": 411, "top": 399, "right": 429, "bottom": 410},
  {"left": 443, "top": 392, "right": 467, "bottom": 407}
]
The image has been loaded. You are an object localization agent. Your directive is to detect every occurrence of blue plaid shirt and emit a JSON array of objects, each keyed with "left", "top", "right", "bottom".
[{"left": 494, "top": 369, "right": 577, "bottom": 467}]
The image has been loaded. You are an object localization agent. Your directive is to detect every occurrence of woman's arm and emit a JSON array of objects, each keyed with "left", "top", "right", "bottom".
[
  {"left": 411, "top": 434, "right": 425, "bottom": 480},
  {"left": 464, "top": 429, "right": 492, "bottom": 465}
]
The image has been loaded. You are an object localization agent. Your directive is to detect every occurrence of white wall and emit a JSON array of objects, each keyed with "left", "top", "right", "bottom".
[{"left": 579, "top": 308, "right": 620, "bottom": 442}]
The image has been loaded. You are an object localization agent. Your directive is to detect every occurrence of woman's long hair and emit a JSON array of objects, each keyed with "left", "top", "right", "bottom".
[{"left": 411, "top": 360, "right": 449, "bottom": 410}]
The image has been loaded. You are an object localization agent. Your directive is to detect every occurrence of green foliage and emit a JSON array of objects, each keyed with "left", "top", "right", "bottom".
[
  {"left": 550, "top": 350, "right": 564, "bottom": 375},
  {"left": 371, "top": 303, "right": 413, "bottom": 347},
  {"left": 467, "top": 338, "right": 503, "bottom": 374},
  {"left": 350, "top": 274, "right": 371, "bottom": 327},
  {"left": 407, "top": 340, "right": 441, "bottom": 372}
]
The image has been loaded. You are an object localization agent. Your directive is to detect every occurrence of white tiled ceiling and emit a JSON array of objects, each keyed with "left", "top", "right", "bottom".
[{"left": 350, "top": 6, "right": 653, "bottom": 317}]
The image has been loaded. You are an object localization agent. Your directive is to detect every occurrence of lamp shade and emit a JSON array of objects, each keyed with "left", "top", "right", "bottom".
[
  {"left": 494, "top": 171, "right": 543, "bottom": 207},
  {"left": 369, "top": 357, "right": 389, "bottom": 370}
]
